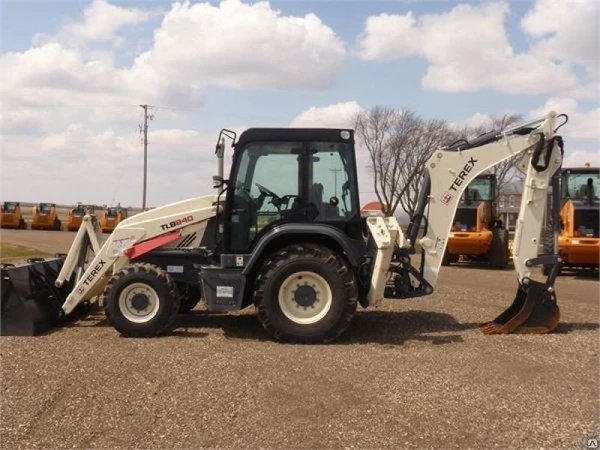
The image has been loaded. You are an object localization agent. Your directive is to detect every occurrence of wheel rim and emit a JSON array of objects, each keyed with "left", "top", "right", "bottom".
[
  {"left": 118, "top": 282, "right": 160, "bottom": 324},
  {"left": 278, "top": 271, "right": 332, "bottom": 325}
]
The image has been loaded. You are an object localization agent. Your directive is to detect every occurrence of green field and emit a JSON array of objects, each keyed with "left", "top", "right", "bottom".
[{"left": 0, "top": 242, "right": 50, "bottom": 263}]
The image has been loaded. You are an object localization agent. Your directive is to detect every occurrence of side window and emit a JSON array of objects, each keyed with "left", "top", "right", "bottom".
[
  {"left": 308, "top": 143, "right": 357, "bottom": 220},
  {"left": 230, "top": 143, "right": 300, "bottom": 251}
]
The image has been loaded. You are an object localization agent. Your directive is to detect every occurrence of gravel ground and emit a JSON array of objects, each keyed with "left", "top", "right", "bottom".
[{"left": 1, "top": 229, "right": 599, "bottom": 449}]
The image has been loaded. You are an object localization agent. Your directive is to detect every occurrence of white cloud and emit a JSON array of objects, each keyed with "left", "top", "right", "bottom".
[
  {"left": 289, "top": 101, "right": 362, "bottom": 128},
  {"left": 0, "top": 125, "right": 221, "bottom": 206},
  {"left": 34, "top": 0, "right": 153, "bottom": 47},
  {"left": 125, "top": 0, "right": 346, "bottom": 106},
  {"left": 1, "top": 0, "right": 347, "bottom": 136},
  {"left": 529, "top": 98, "right": 600, "bottom": 141},
  {"left": 521, "top": 0, "right": 599, "bottom": 75},
  {"left": 356, "top": 1, "right": 596, "bottom": 98}
]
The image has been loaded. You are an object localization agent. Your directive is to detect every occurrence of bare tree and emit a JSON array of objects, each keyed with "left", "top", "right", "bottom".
[
  {"left": 395, "top": 118, "right": 448, "bottom": 216},
  {"left": 451, "top": 113, "right": 524, "bottom": 199},
  {"left": 355, "top": 107, "right": 450, "bottom": 216},
  {"left": 354, "top": 106, "right": 401, "bottom": 216}
]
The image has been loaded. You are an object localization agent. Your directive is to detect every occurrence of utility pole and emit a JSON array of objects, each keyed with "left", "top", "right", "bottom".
[
  {"left": 329, "top": 168, "right": 342, "bottom": 196},
  {"left": 139, "top": 105, "right": 153, "bottom": 210}
]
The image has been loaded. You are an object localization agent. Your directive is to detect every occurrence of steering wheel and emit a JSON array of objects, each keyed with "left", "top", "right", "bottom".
[{"left": 256, "top": 183, "right": 279, "bottom": 199}]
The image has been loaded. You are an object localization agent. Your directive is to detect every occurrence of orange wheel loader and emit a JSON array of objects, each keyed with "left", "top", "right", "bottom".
[
  {"left": 543, "top": 166, "right": 599, "bottom": 275},
  {"left": 442, "top": 174, "right": 509, "bottom": 269},
  {"left": 67, "top": 203, "right": 91, "bottom": 232},
  {"left": 0, "top": 202, "right": 26, "bottom": 229},
  {"left": 31, "top": 203, "right": 62, "bottom": 231},
  {"left": 100, "top": 205, "right": 127, "bottom": 233}
]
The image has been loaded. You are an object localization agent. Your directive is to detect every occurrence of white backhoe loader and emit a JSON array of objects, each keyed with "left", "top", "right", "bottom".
[{"left": 1, "top": 112, "right": 568, "bottom": 341}]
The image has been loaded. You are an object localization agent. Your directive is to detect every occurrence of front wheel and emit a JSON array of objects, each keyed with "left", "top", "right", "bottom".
[
  {"left": 253, "top": 244, "right": 358, "bottom": 343},
  {"left": 103, "top": 263, "right": 180, "bottom": 337},
  {"left": 488, "top": 228, "right": 509, "bottom": 269}
]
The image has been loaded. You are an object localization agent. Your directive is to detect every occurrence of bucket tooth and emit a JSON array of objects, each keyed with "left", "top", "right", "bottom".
[{"left": 480, "top": 280, "right": 560, "bottom": 335}]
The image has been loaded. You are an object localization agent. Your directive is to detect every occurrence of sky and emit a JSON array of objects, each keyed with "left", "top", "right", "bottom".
[{"left": 1, "top": 0, "right": 598, "bottom": 208}]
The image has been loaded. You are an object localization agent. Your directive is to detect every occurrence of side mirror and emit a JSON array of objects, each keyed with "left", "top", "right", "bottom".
[{"left": 213, "top": 176, "right": 225, "bottom": 189}]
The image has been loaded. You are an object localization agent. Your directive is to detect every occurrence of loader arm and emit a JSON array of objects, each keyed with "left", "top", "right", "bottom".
[
  {"left": 56, "top": 195, "right": 220, "bottom": 315},
  {"left": 367, "top": 111, "right": 565, "bottom": 333}
]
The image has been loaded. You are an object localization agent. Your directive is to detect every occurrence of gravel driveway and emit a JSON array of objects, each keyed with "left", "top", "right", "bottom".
[{"left": 1, "top": 229, "right": 598, "bottom": 449}]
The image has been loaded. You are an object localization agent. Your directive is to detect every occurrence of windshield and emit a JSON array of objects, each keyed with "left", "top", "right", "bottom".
[
  {"left": 40, "top": 203, "right": 53, "bottom": 212},
  {"left": 461, "top": 176, "right": 493, "bottom": 203},
  {"left": 2, "top": 202, "right": 17, "bottom": 212},
  {"left": 562, "top": 170, "right": 600, "bottom": 201}
]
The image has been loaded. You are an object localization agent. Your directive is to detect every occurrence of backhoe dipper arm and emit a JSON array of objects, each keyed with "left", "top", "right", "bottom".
[
  {"left": 415, "top": 111, "right": 562, "bottom": 289},
  {"left": 367, "top": 111, "right": 564, "bottom": 311}
]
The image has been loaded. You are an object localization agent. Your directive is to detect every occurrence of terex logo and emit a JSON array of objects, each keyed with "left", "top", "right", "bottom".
[
  {"left": 160, "top": 215, "right": 194, "bottom": 231},
  {"left": 448, "top": 157, "right": 477, "bottom": 192},
  {"left": 82, "top": 260, "right": 106, "bottom": 286}
]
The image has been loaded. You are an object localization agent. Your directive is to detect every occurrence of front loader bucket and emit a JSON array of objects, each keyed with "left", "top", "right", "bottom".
[
  {"left": 480, "top": 280, "right": 560, "bottom": 334},
  {"left": 1, "top": 257, "right": 72, "bottom": 336}
]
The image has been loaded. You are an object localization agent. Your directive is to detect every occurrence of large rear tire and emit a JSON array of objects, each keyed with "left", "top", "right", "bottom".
[
  {"left": 253, "top": 244, "right": 358, "bottom": 343},
  {"left": 103, "top": 263, "right": 180, "bottom": 337},
  {"left": 488, "top": 227, "right": 509, "bottom": 269}
]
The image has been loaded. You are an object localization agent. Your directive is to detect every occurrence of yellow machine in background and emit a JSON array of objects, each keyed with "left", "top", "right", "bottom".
[
  {"left": 67, "top": 203, "right": 91, "bottom": 232},
  {"left": 543, "top": 166, "right": 599, "bottom": 274},
  {"left": 1, "top": 202, "right": 26, "bottom": 229},
  {"left": 31, "top": 203, "right": 61, "bottom": 231},
  {"left": 443, "top": 174, "right": 509, "bottom": 269},
  {"left": 100, "top": 205, "right": 127, "bottom": 233}
]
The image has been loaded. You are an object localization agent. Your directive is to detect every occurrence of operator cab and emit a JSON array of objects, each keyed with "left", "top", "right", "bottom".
[
  {"left": 223, "top": 128, "right": 361, "bottom": 253},
  {"left": 39, "top": 203, "right": 54, "bottom": 213},
  {"left": 453, "top": 174, "right": 495, "bottom": 232},
  {"left": 561, "top": 167, "right": 600, "bottom": 237},
  {"left": 2, "top": 202, "right": 18, "bottom": 213}
]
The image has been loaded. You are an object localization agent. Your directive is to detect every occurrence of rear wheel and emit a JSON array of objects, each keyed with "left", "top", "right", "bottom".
[
  {"left": 103, "top": 263, "right": 180, "bottom": 337},
  {"left": 488, "top": 227, "right": 509, "bottom": 269},
  {"left": 19, "top": 219, "right": 26, "bottom": 229},
  {"left": 54, "top": 219, "right": 61, "bottom": 231},
  {"left": 253, "top": 244, "right": 358, "bottom": 343}
]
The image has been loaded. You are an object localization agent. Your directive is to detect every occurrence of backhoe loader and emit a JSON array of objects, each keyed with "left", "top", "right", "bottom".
[
  {"left": 31, "top": 203, "right": 62, "bottom": 231},
  {"left": 442, "top": 174, "right": 509, "bottom": 269},
  {"left": 1, "top": 112, "right": 567, "bottom": 340},
  {"left": 100, "top": 205, "right": 128, "bottom": 233},
  {"left": 1, "top": 202, "right": 26, "bottom": 229},
  {"left": 542, "top": 165, "right": 599, "bottom": 274}
]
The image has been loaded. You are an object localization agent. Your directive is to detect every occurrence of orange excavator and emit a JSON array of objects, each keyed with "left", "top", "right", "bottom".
[
  {"left": 67, "top": 203, "right": 91, "bottom": 232},
  {"left": 100, "top": 205, "right": 127, "bottom": 233},
  {"left": 543, "top": 165, "right": 599, "bottom": 274},
  {"left": 442, "top": 174, "right": 509, "bottom": 269},
  {"left": 31, "top": 203, "right": 62, "bottom": 231},
  {"left": 0, "top": 202, "right": 26, "bottom": 229}
]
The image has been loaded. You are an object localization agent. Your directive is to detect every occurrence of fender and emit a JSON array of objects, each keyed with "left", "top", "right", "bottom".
[{"left": 242, "top": 223, "right": 365, "bottom": 275}]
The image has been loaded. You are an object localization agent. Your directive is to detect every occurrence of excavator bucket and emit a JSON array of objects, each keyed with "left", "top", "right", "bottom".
[
  {"left": 0, "top": 257, "right": 73, "bottom": 336},
  {"left": 480, "top": 280, "right": 560, "bottom": 334}
]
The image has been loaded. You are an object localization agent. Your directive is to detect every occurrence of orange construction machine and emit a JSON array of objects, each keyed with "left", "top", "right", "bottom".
[
  {"left": 543, "top": 166, "right": 599, "bottom": 274},
  {"left": 0, "top": 202, "right": 26, "bottom": 229},
  {"left": 67, "top": 203, "right": 91, "bottom": 232},
  {"left": 31, "top": 203, "right": 61, "bottom": 231},
  {"left": 442, "top": 174, "right": 509, "bottom": 269},
  {"left": 100, "top": 205, "right": 127, "bottom": 233}
]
